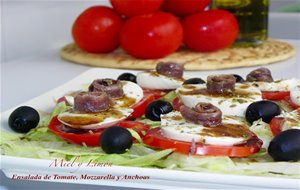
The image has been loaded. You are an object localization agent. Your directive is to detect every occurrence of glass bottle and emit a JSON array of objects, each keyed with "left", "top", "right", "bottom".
[{"left": 211, "top": 0, "right": 269, "bottom": 46}]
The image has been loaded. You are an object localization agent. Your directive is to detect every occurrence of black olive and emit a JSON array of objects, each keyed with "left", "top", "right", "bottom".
[
  {"left": 100, "top": 126, "right": 133, "bottom": 154},
  {"left": 245, "top": 101, "right": 281, "bottom": 124},
  {"left": 183, "top": 78, "right": 205, "bottom": 85},
  {"left": 268, "top": 129, "right": 300, "bottom": 161},
  {"left": 117, "top": 73, "right": 137, "bottom": 83},
  {"left": 8, "top": 106, "right": 40, "bottom": 133},
  {"left": 145, "top": 100, "right": 173, "bottom": 121},
  {"left": 233, "top": 74, "right": 245, "bottom": 83}
]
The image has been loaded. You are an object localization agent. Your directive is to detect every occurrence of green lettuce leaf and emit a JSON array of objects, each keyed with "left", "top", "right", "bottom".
[
  {"left": 159, "top": 152, "right": 300, "bottom": 178},
  {"left": 249, "top": 119, "right": 273, "bottom": 148},
  {"left": 161, "top": 90, "right": 177, "bottom": 102},
  {"left": 158, "top": 153, "right": 234, "bottom": 172},
  {"left": 1, "top": 128, "right": 172, "bottom": 168}
]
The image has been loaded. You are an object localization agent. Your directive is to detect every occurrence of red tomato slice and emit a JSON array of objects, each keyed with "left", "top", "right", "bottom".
[
  {"left": 143, "top": 128, "right": 262, "bottom": 157},
  {"left": 48, "top": 116, "right": 150, "bottom": 146},
  {"left": 57, "top": 96, "right": 67, "bottom": 103},
  {"left": 128, "top": 89, "right": 166, "bottom": 119},
  {"left": 262, "top": 91, "right": 290, "bottom": 100},
  {"left": 284, "top": 96, "right": 300, "bottom": 109},
  {"left": 269, "top": 117, "right": 285, "bottom": 136},
  {"left": 142, "top": 88, "right": 167, "bottom": 98},
  {"left": 172, "top": 97, "right": 182, "bottom": 111}
]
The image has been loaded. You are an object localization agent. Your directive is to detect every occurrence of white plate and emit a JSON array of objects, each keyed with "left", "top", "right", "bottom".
[{"left": 1, "top": 68, "right": 299, "bottom": 189}]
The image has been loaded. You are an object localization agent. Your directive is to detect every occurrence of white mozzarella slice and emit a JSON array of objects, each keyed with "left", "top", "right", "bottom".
[
  {"left": 121, "top": 81, "right": 143, "bottom": 103},
  {"left": 61, "top": 81, "right": 143, "bottom": 108},
  {"left": 250, "top": 78, "right": 300, "bottom": 92},
  {"left": 177, "top": 83, "right": 262, "bottom": 117},
  {"left": 64, "top": 95, "right": 74, "bottom": 106},
  {"left": 136, "top": 71, "right": 186, "bottom": 90},
  {"left": 290, "top": 85, "right": 300, "bottom": 106},
  {"left": 160, "top": 111, "right": 251, "bottom": 146},
  {"left": 57, "top": 81, "right": 143, "bottom": 129},
  {"left": 58, "top": 108, "right": 132, "bottom": 129},
  {"left": 113, "top": 81, "right": 144, "bottom": 108}
]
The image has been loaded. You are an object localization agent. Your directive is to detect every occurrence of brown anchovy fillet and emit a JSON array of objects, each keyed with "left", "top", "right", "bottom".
[
  {"left": 207, "top": 74, "right": 236, "bottom": 94},
  {"left": 156, "top": 62, "right": 184, "bottom": 79},
  {"left": 180, "top": 102, "right": 222, "bottom": 127},
  {"left": 246, "top": 67, "right": 274, "bottom": 82},
  {"left": 74, "top": 91, "right": 110, "bottom": 113},
  {"left": 89, "top": 79, "right": 124, "bottom": 98}
]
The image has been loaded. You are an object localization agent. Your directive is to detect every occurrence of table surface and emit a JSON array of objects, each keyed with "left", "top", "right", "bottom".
[{"left": 1, "top": 39, "right": 299, "bottom": 190}]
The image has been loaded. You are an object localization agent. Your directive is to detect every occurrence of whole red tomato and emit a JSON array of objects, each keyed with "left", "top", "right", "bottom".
[
  {"left": 163, "top": 0, "right": 211, "bottom": 16},
  {"left": 182, "top": 10, "right": 238, "bottom": 52},
  {"left": 72, "top": 6, "right": 123, "bottom": 53},
  {"left": 120, "top": 12, "right": 183, "bottom": 59},
  {"left": 110, "top": 0, "right": 164, "bottom": 17}
]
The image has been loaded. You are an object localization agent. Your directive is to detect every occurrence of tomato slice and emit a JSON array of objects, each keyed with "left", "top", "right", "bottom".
[
  {"left": 284, "top": 96, "right": 300, "bottom": 109},
  {"left": 128, "top": 89, "right": 166, "bottom": 119},
  {"left": 142, "top": 88, "right": 168, "bottom": 98},
  {"left": 172, "top": 97, "right": 182, "bottom": 111},
  {"left": 143, "top": 128, "right": 262, "bottom": 157},
  {"left": 48, "top": 116, "right": 150, "bottom": 146},
  {"left": 269, "top": 117, "right": 285, "bottom": 136},
  {"left": 57, "top": 96, "right": 67, "bottom": 103},
  {"left": 262, "top": 91, "right": 290, "bottom": 100}
]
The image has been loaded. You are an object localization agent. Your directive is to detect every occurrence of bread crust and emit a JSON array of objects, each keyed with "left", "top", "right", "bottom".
[{"left": 60, "top": 40, "right": 296, "bottom": 70}]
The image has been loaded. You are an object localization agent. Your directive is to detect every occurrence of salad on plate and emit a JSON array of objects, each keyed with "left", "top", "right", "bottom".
[{"left": 1, "top": 63, "right": 300, "bottom": 178}]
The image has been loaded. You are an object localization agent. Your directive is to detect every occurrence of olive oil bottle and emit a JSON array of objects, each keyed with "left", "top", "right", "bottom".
[{"left": 212, "top": 0, "right": 269, "bottom": 46}]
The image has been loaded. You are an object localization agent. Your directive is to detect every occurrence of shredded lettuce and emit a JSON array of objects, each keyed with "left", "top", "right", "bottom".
[
  {"left": 158, "top": 153, "right": 235, "bottom": 172},
  {"left": 234, "top": 162, "right": 300, "bottom": 177},
  {"left": 158, "top": 152, "right": 300, "bottom": 178},
  {"left": 127, "top": 128, "right": 143, "bottom": 143},
  {"left": 249, "top": 119, "right": 273, "bottom": 148},
  {"left": 161, "top": 90, "right": 177, "bottom": 102},
  {"left": 81, "top": 146, "right": 172, "bottom": 167},
  {"left": 135, "top": 117, "right": 161, "bottom": 128},
  {"left": 0, "top": 130, "right": 22, "bottom": 143},
  {"left": 1, "top": 130, "right": 172, "bottom": 167},
  {"left": 50, "top": 101, "right": 68, "bottom": 118}
]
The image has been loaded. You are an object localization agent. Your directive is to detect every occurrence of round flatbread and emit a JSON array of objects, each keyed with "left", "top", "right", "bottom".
[{"left": 60, "top": 39, "right": 296, "bottom": 70}]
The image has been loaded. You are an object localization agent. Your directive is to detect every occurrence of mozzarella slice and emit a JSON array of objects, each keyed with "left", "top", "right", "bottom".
[
  {"left": 57, "top": 81, "right": 143, "bottom": 129},
  {"left": 290, "top": 85, "right": 300, "bottom": 106},
  {"left": 250, "top": 78, "right": 300, "bottom": 92},
  {"left": 160, "top": 111, "right": 251, "bottom": 146},
  {"left": 64, "top": 95, "right": 74, "bottom": 105},
  {"left": 58, "top": 108, "right": 132, "bottom": 129},
  {"left": 61, "top": 81, "right": 143, "bottom": 108},
  {"left": 177, "top": 83, "right": 262, "bottom": 117},
  {"left": 113, "top": 80, "right": 144, "bottom": 108},
  {"left": 137, "top": 71, "right": 187, "bottom": 90}
]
